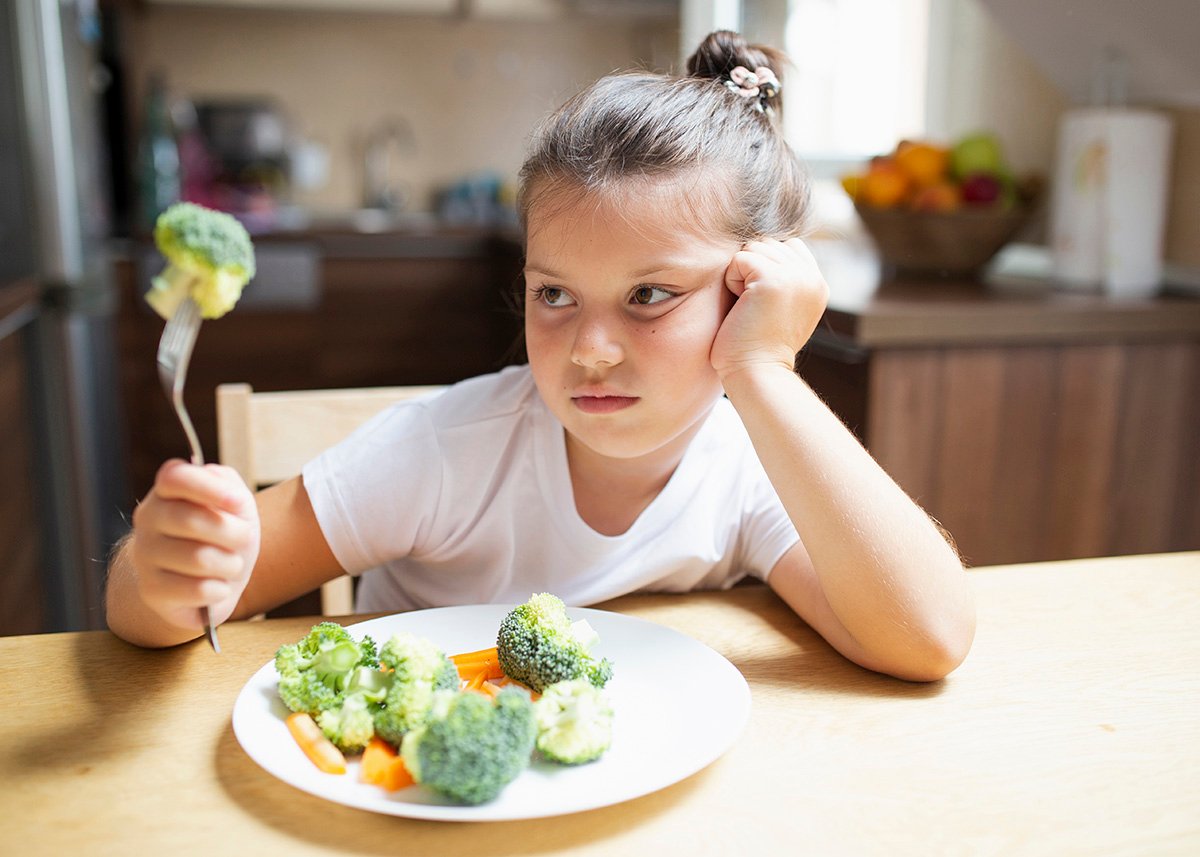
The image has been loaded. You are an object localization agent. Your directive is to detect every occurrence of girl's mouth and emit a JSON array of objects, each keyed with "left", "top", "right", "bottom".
[{"left": 572, "top": 396, "right": 639, "bottom": 414}]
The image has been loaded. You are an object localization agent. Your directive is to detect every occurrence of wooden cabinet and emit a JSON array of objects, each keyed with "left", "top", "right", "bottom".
[
  {"left": 115, "top": 230, "right": 524, "bottom": 503},
  {"left": 798, "top": 277, "right": 1200, "bottom": 567}
]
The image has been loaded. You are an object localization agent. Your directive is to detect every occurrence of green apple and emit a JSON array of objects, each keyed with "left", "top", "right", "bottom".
[{"left": 951, "top": 133, "right": 1005, "bottom": 180}]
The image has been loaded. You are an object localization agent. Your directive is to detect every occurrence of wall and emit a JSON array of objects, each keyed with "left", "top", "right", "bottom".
[
  {"left": 122, "top": 6, "right": 678, "bottom": 212},
  {"left": 121, "top": 2, "right": 1197, "bottom": 269}
]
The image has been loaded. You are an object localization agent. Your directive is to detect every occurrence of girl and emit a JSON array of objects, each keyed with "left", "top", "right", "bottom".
[{"left": 107, "top": 32, "right": 974, "bottom": 681}]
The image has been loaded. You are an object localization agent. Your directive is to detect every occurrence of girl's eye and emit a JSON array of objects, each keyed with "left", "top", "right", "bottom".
[
  {"left": 631, "top": 286, "right": 675, "bottom": 305},
  {"left": 533, "top": 286, "right": 575, "bottom": 307}
]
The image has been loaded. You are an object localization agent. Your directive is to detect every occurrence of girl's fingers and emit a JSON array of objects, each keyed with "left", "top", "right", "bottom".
[
  {"left": 150, "top": 498, "right": 256, "bottom": 552},
  {"left": 743, "top": 238, "right": 794, "bottom": 265},
  {"left": 139, "top": 566, "right": 233, "bottom": 613},
  {"left": 154, "top": 459, "right": 252, "bottom": 516},
  {"left": 133, "top": 531, "right": 247, "bottom": 581},
  {"left": 159, "top": 536, "right": 247, "bottom": 581}
]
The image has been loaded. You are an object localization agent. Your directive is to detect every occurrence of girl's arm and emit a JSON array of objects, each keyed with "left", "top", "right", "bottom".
[
  {"left": 713, "top": 239, "right": 975, "bottom": 681},
  {"left": 230, "top": 475, "right": 347, "bottom": 619}
]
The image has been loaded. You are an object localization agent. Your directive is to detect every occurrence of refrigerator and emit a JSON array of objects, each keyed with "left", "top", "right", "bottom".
[{"left": 2, "top": 0, "right": 128, "bottom": 632}]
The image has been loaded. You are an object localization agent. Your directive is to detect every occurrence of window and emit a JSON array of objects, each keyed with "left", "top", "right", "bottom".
[{"left": 778, "top": 0, "right": 937, "bottom": 232}]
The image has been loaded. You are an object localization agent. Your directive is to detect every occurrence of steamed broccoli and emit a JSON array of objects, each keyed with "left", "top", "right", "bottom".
[
  {"left": 316, "top": 693, "right": 377, "bottom": 753},
  {"left": 534, "top": 679, "right": 614, "bottom": 765},
  {"left": 146, "top": 202, "right": 256, "bottom": 320},
  {"left": 401, "top": 688, "right": 537, "bottom": 805},
  {"left": 497, "top": 593, "right": 613, "bottom": 693},
  {"left": 274, "top": 622, "right": 379, "bottom": 715},
  {"left": 372, "top": 632, "right": 460, "bottom": 745}
]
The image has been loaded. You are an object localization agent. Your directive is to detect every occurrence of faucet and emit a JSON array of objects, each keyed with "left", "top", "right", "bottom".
[{"left": 362, "top": 116, "right": 416, "bottom": 212}]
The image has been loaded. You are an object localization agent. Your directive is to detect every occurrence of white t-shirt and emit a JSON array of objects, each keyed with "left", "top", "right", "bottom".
[{"left": 302, "top": 365, "right": 799, "bottom": 612}]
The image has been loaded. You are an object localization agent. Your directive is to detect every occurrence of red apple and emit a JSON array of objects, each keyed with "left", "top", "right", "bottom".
[{"left": 960, "top": 172, "right": 1002, "bottom": 206}]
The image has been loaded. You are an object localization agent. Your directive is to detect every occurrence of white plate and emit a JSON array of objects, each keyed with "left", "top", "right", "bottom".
[{"left": 232, "top": 604, "right": 750, "bottom": 821}]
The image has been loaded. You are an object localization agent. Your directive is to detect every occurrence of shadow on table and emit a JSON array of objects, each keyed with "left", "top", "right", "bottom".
[
  {"left": 214, "top": 723, "right": 709, "bottom": 855},
  {"left": 731, "top": 594, "right": 949, "bottom": 700},
  {"left": 1, "top": 631, "right": 180, "bottom": 775}
]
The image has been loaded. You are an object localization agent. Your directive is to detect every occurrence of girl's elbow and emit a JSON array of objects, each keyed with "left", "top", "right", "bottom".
[{"left": 901, "top": 608, "right": 977, "bottom": 682}]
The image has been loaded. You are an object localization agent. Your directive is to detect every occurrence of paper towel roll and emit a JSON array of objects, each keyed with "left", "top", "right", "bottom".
[{"left": 1050, "top": 108, "right": 1174, "bottom": 298}]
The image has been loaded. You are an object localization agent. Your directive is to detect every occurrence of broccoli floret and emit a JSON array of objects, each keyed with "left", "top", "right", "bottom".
[
  {"left": 274, "top": 622, "right": 378, "bottom": 715},
  {"left": 345, "top": 664, "right": 392, "bottom": 704},
  {"left": 401, "top": 688, "right": 537, "bottom": 805},
  {"left": 534, "top": 679, "right": 614, "bottom": 765},
  {"left": 497, "top": 593, "right": 614, "bottom": 693},
  {"left": 316, "top": 693, "right": 377, "bottom": 753},
  {"left": 372, "top": 632, "right": 460, "bottom": 745},
  {"left": 147, "top": 202, "right": 256, "bottom": 319}
]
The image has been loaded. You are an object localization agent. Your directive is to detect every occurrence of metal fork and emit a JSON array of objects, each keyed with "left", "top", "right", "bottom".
[{"left": 156, "top": 296, "right": 221, "bottom": 653}]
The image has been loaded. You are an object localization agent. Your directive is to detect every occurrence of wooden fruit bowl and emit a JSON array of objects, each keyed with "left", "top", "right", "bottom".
[{"left": 855, "top": 203, "right": 1031, "bottom": 278}]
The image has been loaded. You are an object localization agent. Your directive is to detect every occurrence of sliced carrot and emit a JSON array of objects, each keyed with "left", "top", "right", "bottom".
[
  {"left": 491, "top": 675, "right": 540, "bottom": 701},
  {"left": 465, "top": 668, "right": 489, "bottom": 691},
  {"left": 381, "top": 754, "right": 415, "bottom": 791},
  {"left": 360, "top": 737, "right": 414, "bottom": 791},
  {"left": 361, "top": 737, "right": 397, "bottom": 785},
  {"left": 286, "top": 712, "right": 346, "bottom": 775},
  {"left": 455, "top": 659, "right": 504, "bottom": 682},
  {"left": 450, "top": 646, "right": 498, "bottom": 664},
  {"left": 478, "top": 680, "right": 502, "bottom": 698}
]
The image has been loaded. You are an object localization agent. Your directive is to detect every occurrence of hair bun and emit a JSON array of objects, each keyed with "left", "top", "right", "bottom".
[
  {"left": 687, "top": 30, "right": 783, "bottom": 83},
  {"left": 686, "top": 30, "right": 785, "bottom": 116}
]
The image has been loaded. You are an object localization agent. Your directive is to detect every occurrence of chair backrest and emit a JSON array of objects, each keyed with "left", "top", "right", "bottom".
[{"left": 215, "top": 382, "right": 442, "bottom": 614}]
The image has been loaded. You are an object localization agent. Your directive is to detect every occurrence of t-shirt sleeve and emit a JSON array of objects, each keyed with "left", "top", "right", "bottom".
[
  {"left": 737, "top": 461, "right": 801, "bottom": 583},
  {"left": 301, "top": 402, "right": 443, "bottom": 576}
]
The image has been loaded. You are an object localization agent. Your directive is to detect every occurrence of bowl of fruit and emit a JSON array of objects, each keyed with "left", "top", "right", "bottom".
[{"left": 842, "top": 133, "right": 1040, "bottom": 278}]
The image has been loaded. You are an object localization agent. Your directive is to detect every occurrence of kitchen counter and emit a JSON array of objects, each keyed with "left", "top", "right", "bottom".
[
  {"left": 118, "top": 218, "right": 521, "bottom": 261},
  {"left": 810, "top": 239, "right": 1200, "bottom": 349}
]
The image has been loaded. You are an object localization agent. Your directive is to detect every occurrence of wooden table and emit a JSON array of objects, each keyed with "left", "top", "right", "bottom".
[{"left": 3, "top": 553, "right": 1198, "bottom": 855}]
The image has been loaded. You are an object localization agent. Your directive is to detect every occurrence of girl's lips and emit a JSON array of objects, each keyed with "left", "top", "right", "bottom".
[{"left": 572, "top": 395, "right": 639, "bottom": 414}]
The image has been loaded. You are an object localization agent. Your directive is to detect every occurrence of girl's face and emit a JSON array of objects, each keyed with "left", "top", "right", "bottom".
[{"left": 524, "top": 184, "right": 740, "bottom": 466}]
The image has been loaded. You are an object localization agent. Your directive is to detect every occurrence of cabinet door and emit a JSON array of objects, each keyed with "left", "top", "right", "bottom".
[
  {"left": 864, "top": 342, "right": 1200, "bottom": 565},
  {"left": 319, "top": 256, "right": 521, "bottom": 388}
]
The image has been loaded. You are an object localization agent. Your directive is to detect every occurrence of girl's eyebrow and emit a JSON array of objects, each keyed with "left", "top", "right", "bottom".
[
  {"left": 524, "top": 262, "right": 700, "bottom": 280},
  {"left": 523, "top": 263, "right": 565, "bottom": 278}
]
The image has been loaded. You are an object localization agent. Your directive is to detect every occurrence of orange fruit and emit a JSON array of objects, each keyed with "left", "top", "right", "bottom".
[
  {"left": 860, "top": 159, "right": 911, "bottom": 208},
  {"left": 895, "top": 142, "right": 950, "bottom": 188},
  {"left": 840, "top": 173, "right": 865, "bottom": 201}
]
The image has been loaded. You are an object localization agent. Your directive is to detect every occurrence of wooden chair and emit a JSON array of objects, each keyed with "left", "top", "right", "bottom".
[{"left": 215, "top": 382, "right": 442, "bottom": 615}]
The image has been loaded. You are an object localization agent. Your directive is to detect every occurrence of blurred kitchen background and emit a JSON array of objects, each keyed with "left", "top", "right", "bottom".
[{"left": 2, "top": 0, "right": 1197, "bottom": 636}]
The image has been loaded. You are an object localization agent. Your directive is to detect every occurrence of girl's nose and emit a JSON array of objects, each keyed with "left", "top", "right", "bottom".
[{"left": 570, "top": 312, "right": 625, "bottom": 369}]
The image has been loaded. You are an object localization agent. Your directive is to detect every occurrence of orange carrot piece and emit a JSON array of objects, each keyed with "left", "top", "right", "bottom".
[
  {"left": 450, "top": 646, "right": 498, "bottom": 664},
  {"left": 381, "top": 754, "right": 415, "bottom": 791},
  {"left": 361, "top": 737, "right": 397, "bottom": 785},
  {"left": 455, "top": 659, "right": 504, "bottom": 682},
  {"left": 286, "top": 712, "right": 346, "bottom": 775},
  {"left": 479, "top": 680, "right": 502, "bottom": 698},
  {"left": 466, "top": 668, "right": 489, "bottom": 691},
  {"left": 491, "top": 675, "right": 540, "bottom": 701}
]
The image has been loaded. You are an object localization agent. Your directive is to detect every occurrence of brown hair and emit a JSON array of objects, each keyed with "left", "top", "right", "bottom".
[{"left": 517, "top": 30, "right": 811, "bottom": 243}]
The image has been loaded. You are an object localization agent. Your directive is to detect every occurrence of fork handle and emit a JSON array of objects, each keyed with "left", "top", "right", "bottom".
[
  {"left": 175, "top": 400, "right": 218, "bottom": 651},
  {"left": 174, "top": 390, "right": 204, "bottom": 467}
]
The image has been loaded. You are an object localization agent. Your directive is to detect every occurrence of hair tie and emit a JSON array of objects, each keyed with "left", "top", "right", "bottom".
[{"left": 724, "top": 65, "right": 781, "bottom": 114}]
